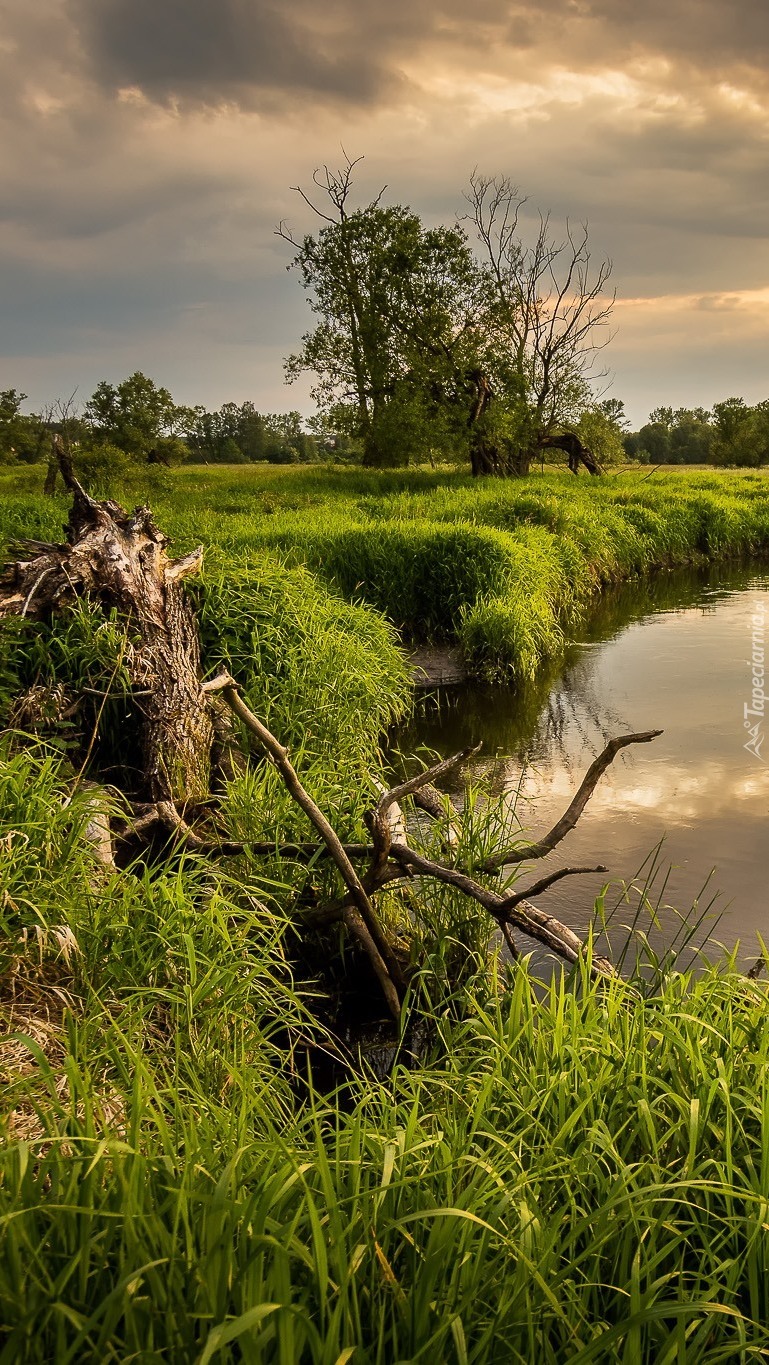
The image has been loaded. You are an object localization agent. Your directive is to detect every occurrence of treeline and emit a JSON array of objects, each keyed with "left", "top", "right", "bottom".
[
  {"left": 5, "top": 375, "right": 769, "bottom": 477},
  {"left": 0, "top": 375, "right": 324, "bottom": 473},
  {"left": 624, "top": 399, "right": 769, "bottom": 467}
]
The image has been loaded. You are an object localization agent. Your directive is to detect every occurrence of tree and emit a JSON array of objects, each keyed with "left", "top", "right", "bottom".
[
  {"left": 669, "top": 409, "right": 714, "bottom": 465},
  {"left": 466, "top": 172, "right": 615, "bottom": 475},
  {"left": 85, "top": 372, "right": 186, "bottom": 462},
  {"left": 184, "top": 403, "right": 318, "bottom": 464},
  {"left": 574, "top": 406, "right": 626, "bottom": 467},
  {"left": 0, "top": 390, "right": 49, "bottom": 465},
  {"left": 263, "top": 412, "right": 318, "bottom": 463},
  {"left": 712, "top": 398, "right": 769, "bottom": 467},
  {"left": 648, "top": 406, "right": 675, "bottom": 430},
  {"left": 598, "top": 397, "right": 629, "bottom": 430},
  {"left": 281, "top": 159, "right": 615, "bottom": 476},
  {"left": 623, "top": 406, "right": 717, "bottom": 466},
  {"left": 279, "top": 157, "right": 481, "bottom": 467},
  {"left": 634, "top": 421, "right": 672, "bottom": 464}
]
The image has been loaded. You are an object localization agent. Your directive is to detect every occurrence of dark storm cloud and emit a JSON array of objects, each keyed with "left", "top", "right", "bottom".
[
  {"left": 70, "top": 0, "right": 769, "bottom": 110},
  {"left": 73, "top": 0, "right": 400, "bottom": 106},
  {"left": 584, "top": 0, "right": 769, "bottom": 74}
]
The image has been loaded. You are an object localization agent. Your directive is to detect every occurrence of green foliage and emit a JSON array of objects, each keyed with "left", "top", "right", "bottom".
[
  {"left": 185, "top": 404, "right": 319, "bottom": 465},
  {"left": 712, "top": 397, "right": 769, "bottom": 468},
  {"left": 0, "top": 390, "right": 48, "bottom": 465},
  {"left": 73, "top": 441, "right": 136, "bottom": 493},
  {"left": 128, "top": 462, "right": 769, "bottom": 679},
  {"left": 3, "top": 755, "right": 769, "bottom": 1362},
  {"left": 284, "top": 182, "right": 479, "bottom": 467},
  {"left": 4, "top": 462, "right": 769, "bottom": 687},
  {"left": 85, "top": 371, "right": 186, "bottom": 460},
  {"left": 575, "top": 406, "right": 626, "bottom": 466}
]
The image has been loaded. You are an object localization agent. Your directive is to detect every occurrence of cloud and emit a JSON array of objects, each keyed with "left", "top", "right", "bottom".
[
  {"left": 65, "top": 0, "right": 769, "bottom": 114},
  {"left": 1, "top": 0, "right": 769, "bottom": 421},
  {"left": 72, "top": 0, "right": 406, "bottom": 108}
]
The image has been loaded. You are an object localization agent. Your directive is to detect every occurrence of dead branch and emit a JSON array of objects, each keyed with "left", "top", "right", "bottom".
[
  {"left": 366, "top": 745, "right": 480, "bottom": 881},
  {"left": 411, "top": 783, "right": 462, "bottom": 850},
  {"left": 499, "top": 864, "right": 608, "bottom": 912},
  {"left": 210, "top": 674, "right": 404, "bottom": 1018},
  {"left": 386, "top": 843, "right": 616, "bottom": 980},
  {"left": 481, "top": 731, "right": 663, "bottom": 871}
]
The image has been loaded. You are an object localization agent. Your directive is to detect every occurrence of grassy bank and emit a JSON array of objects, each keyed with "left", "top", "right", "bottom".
[
  {"left": 2, "top": 749, "right": 769, "bottom": 1361},
  {"left": 3, "top": 464, "right": 769, "bottom": 1360},
  {"left": 2, "top": 464, "right": 769, "bottom": 681}
]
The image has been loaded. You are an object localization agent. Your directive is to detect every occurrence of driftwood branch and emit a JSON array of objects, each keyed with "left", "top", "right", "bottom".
[
  {"left": 366, "top": 744, "right": 480, "bottom": 882},
  {"left": 481, "top": 730, "right": 663, "bottom": 870},
  {"left": 150, "top": 715, "right": 643, "bottom": 988},
  {"left": 386, "top": 843, "right": 616, "bottom": 979},
  {"left": 498, "top": 864, "right": 608, "bottom": 912},
  {"left": 411, "top": 783, "right": 462, "bottom": 850}
]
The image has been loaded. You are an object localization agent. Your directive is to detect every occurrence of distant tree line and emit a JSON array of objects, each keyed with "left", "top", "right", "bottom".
[
  {"left": 0, "top": 375, "right": 323, "bottom": 476},
  {"left": 622, "top": 399, "right": 769, "bottom": 467}
]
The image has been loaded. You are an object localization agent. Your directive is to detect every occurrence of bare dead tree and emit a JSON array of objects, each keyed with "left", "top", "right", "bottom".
[
  {"left": 43, "top": 393, "right": 80, "bottom": 496},
  {"left": 467, "top": 172, "right": 615, "bottom": 476}
]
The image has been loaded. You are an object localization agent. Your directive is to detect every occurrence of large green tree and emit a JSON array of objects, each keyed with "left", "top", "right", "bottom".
[
  {"left": 279, "top": 158, "right": 483, "bottom": 467},
  {"left": 280, "top": 159, "right": 615, "bottom": 475},
  {"left": 711, "top": 398, "right": 769, "bottom": 467}
]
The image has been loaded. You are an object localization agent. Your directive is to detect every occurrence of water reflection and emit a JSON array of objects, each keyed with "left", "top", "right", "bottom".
[{"left": 395, "top": 560, "right": 769, "bottom": 966}]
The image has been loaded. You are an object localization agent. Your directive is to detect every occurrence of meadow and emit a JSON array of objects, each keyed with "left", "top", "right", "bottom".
[
  {"left": 4, "top": 461, "right": 769, "bottom": 681},
  {"left": 2, "top": 462, "right": 769, "bottom": 1361}
]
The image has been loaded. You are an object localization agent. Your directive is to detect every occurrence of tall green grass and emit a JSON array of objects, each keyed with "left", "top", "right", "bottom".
[
  {"left": 2, "top": 752, "right": 769, "bottom": 1361},
  {"left": 3, "top": 464, "right": 769, "bottom": 680},
  {"left": 158, "top": 465, "right": 769, "bottom": 679},
  {"left": 4, "top": 465, "right": 769, "bottom": 1361}
]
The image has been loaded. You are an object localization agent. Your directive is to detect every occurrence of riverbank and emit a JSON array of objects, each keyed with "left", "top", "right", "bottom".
[
  {"left": 3, "top": 464, "right": 769, "bottom": 684},
  {"left": 2, "top": 465, "right": 769, "bottom": 1360},
  {"left": 137, "top": 464, "right": 769, "bottom": 679},
  {"left": 3, "top": 755, "right": 769, "bottom": 1360}
]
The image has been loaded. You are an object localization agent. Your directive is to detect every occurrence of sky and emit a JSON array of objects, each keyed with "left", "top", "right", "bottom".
[{"left": 3, "top": 0, "right": 769, "bottom": 428}]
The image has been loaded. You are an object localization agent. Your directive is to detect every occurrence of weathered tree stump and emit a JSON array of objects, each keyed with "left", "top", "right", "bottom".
[{"left": 0, "top": 469, "right": 212, "bottom": 805}]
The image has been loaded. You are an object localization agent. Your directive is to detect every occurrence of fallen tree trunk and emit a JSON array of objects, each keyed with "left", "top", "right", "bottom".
[{"left": 540, "top": 432, "right": 603, "bottom": 475}]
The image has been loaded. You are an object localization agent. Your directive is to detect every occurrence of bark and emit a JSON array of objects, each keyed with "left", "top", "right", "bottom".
[
  {"left": 0, "top": 468, "right": 212, "bottom": 805},
  {"left": 541, "top": 432, "right": 603, "bottom": 475},
  {"left": 467, "top": 370, "right": 509, "bottom": 477},
  {"left": 43, "top": 434, "right": 63, "bottom": 496}
]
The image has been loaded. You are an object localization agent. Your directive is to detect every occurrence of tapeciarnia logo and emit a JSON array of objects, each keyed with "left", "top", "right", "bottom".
[{"left": 744, "top": 600, "right": 767, "bottom": 762}]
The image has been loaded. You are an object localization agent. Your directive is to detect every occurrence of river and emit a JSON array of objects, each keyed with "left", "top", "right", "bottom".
[{"left": 396, "top": 560, "right": 769, "bottom": 971}]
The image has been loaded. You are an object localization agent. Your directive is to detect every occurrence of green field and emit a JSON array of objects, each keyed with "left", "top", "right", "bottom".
[
  {"left": 6, "top": 461, "right": 769, "bottom": 683},
  {"left": 3, "top": 463, "right": 769, "bottom": 1362}
]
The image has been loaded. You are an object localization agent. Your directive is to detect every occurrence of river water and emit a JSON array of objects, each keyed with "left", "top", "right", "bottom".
[{"left": 397, "top": 561, "right": 769, "bottom": 969}]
